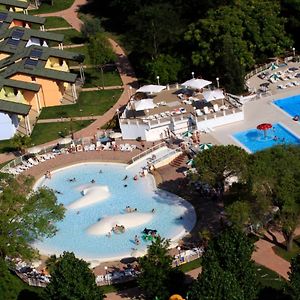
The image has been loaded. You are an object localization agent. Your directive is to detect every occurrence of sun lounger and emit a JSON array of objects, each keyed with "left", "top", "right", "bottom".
[
  {"left": 203, "top": 106, "right": 210, "bottom": 114},
  {"left": 213, "top": 104, "right": 219, "bottom": 112},
  {"left": 292, "top": 81, "right": 300, "bottom": 86},
  {"left": 196, "top": 109, "right": 203, "bottom": 116},
  {"left": 84, "top": 145, "right": 90, "bottom": 151},
  {"left": 28, "top": 158, "right": 38, "bottom": 165},
  {"left": 277, "top": 84, "right": 286, "bottom": 89},
  {"left": 89, "top": 144, "right": 96, "bottom": 151},
  {"left": 286, "top": 82, "right": 294, "bottom": 87},
  {"left": 36, "top": 155, "right": 45, "bottom": 162}
]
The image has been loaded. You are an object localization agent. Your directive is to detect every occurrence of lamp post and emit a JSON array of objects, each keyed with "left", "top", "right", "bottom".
[
  {"left": 216, "top": 77, "right": 220, "bottom": 89},
  {"left": 129, "top": 86, "right": 133, "bottom": 96},
  {"left": 191, "top": 71, "right": 195, "bottom": 79},
  {"left": 292, "top": 47, "right": 296, "bottom": 57},
  {"left": 177, "top": 246, "right": 181, "bottom": 255},
  {"left": 156, "top": 75, "right": 160, "bottom": 85},
  {"left": 79, "top": 109, "right": 83, "bottom": 125}
]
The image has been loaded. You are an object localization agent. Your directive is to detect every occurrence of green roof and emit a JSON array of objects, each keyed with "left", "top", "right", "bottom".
[
  {"left": 0, "top": 0, "right": 29, "bottom": 9},
  {"left": 0, "top": 99, "right": 31, "bottom": 115},
  {"left": 0, "top": 78, "right": 40, "bottom": 91},
  {"left": 3, "top": 11, "right": 45, "bottom": 25}
]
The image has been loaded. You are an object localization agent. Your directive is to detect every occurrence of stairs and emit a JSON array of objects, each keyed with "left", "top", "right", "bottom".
[{"left": 169, "top": 153, "right": 186, "bottom": 167}]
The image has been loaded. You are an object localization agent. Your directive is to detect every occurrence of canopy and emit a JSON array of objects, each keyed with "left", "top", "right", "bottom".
[
  {"left": 199, "top": 143, "right": 213, "bottom": 151},
  {"left": 134, "top": 99, "right": 156, "bottom": 111},
  {"left": 181, "top": 78, "right": 212, "bottom": 90},
  {"left": 136, "top": 85, "right": 166, "bottom": 94},
  {"left": 59, "top": 137, "right": 72, "bottom": 145},
  {"left": 202, "top": 89, "right": 225, "bottom": 102},
  {"left": 257, "top": 123, "right": 272, "bottom": 131},
  {"left": 28, "top": 146, "right": 42, "bottom": 154},
  {"left": 110, "top": 132, "right": 122, "bottom": 139}
]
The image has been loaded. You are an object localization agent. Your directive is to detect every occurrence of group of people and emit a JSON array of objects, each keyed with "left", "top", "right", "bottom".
[
  {"left": 112, "top": 224, "right": 125, "bottom": 234},
  {"left": 45, "top": 170, "right": 52, "bottom": 179},
  {"left": 125, "top": 206, "right": 138, "bottom": 213}
]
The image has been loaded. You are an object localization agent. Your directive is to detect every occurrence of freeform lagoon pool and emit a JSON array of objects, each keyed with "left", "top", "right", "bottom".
[
  {"left": 273, "top": 94, "right": 300, "bottom": 118},
  {"left": 233, "top": 123, "right": 300, "bottom": 153},
  {"left": 34, "top": 162, "right": 196, "bottom": 262}
]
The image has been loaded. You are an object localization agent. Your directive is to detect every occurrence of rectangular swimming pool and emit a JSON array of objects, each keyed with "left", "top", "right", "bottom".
[
  {"left": 273, "top": 94, "right": 300, "bottom": 118},
  {"left": 233, "top": 123, "right": 300, "bottom": 153}
]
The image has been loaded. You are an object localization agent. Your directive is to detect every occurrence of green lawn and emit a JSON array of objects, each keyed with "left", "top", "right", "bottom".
[
  {"left": 255, "top": 264, "right": 286, "bottom": 290},
  {"left": 69, "top": 45, "right": 91, "bottom": 65},
  {"left": 50, "top": 29, "right": 86, "bottom": 45},
  {"left": 177, "top": 258, "right": 201, "bottom": 273},
  {"left": 30, "top": 120, "right": 93, "bottom": 145},
  {"left": 31, "top": 17, "right": 71, "bottom": 30},
  {"left": 0, "top": 139, "right": 16, "bottom": 153},
  {"left": 72, "top": 68, "right": 122, "bottom": 88},
  {"left": 29, "top": 0, "right": 75, "bottom": 14},
  {"left": 273, "top": 236, "right": 300, "bottom": 262},
  {"left": 39, "top": 89, "right": 122, "bottom": 119}
]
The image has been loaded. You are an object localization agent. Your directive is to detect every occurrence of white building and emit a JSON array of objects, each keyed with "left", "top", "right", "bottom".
[{"left": 119, "top": 86, "right": 244, "bottom": 141}]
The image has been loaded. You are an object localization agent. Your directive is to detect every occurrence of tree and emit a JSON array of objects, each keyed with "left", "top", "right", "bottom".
[
  {"left": 44, "top": 252, "right": 104, "bottom": 300},
  {"left": 81, "top": 16, "right": 104, "bottom": 40},
  {"left": 138, "top": 236, "right": 173, "bottom": 300},
  {"left": 226, "top": 201, "right": 251, "bottom": 228},
  {"left": 185, "top": 0, "right": 290, "bottom": 92},
  {"left": 188, "top": 227, "right": 259, "bottom": 300},
  {"left": 10, "top": 133, "right": 32, "bottom": 154},
  {"left": 88, "top": 33, "right": 116, "bottom": 89},
  {"left": 145, "top": 54, "right": 182, "bottom": 84},
  {"left": 247, "top": 146, "right": 300, "bottom": 251},
  {"left": 0, "top": 175, "right": 65, "bottom": 260},
  {"left": 287, "top": 254, "right": 300, "bottom": 299},
  {"left": 193, "top": 145, "right": 249, "bottom": 191}
]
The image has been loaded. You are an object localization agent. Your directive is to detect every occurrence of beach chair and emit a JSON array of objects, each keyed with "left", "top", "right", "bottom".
[
  {"left": 28, "top": 158, "right": 38, "bottom": 165},
  {"left": 213, "top": 104, "right": 219, "bottom": 112},
  {"left": 203, "top": 106, "right": 210, "bottom": 114}
]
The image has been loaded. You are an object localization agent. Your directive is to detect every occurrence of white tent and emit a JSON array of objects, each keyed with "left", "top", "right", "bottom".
[
  {"left": 181, "top": 78, "right": 212, "bottom": 90},
  {"left": 136, "top": 85, "right": 166, "bottom": 94},
  {"left": 134, "top": 99, "right": 156, "bottom": 111},
  {"left": 202, "top": 89, "right": 225, "bottom": 102}
]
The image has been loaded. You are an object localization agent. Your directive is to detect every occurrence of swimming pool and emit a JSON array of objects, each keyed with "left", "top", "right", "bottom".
[
  {"left": 34, "top": 163, "right": 196, "bottom": 262},
  {"left": 273, "top": 94, "right": 300, "bottom": 118},
  {"left": 233, "top": 123, "right": 300, "bottom": 153}
]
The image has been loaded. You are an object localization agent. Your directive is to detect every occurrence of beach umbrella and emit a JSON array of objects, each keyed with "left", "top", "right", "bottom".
[
  {"left": 28, "top": 146, "right": 42, "bottom": 154},
  {"left": 257, "top": 123, "right": 272, "bottom": 137},
  {"left": 270, "top": 63, "right": 278, "bottom": 70},
  {"left": 202, "top": 89, "right": 225, "bottom": 102},
  {"left": 181, "top": 78, "right": 212, "bottom": 90},
  {"left": 199, "top": 143, "right": 213, "bottom": 151},
  {"left": 186, "top": 159, "right": 195, "bottom": 167},
  {"left": 182, "top": 130, "right": 193, "bottom": 138},
  {"left": 109, "top": 132, "right": 122, "bottom": 139},
  {"left": 136, "top": 85, "right": 166, "bottom": 94},
  {"left": 59, "top": 137, "right": 72, "bottom": 145}
]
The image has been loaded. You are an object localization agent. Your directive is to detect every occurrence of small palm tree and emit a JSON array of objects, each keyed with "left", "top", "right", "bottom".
[{"left": 10, "top": 134, "right": 31, "bottom": 154}]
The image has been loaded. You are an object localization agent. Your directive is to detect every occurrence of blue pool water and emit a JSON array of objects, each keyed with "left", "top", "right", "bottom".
[
  {"left": 34, "top": 163, "right": 196, "bottom": 261},
  {"left": 273, "top": 94, "right": 300, "bottom": 118},
  {"left": 233, "top": 123, "right": 300, "bottom": 153}
]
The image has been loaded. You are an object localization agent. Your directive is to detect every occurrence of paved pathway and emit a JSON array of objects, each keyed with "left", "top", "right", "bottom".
[{"left": 46, "top": 26, "right": 73, "bottom": 31}]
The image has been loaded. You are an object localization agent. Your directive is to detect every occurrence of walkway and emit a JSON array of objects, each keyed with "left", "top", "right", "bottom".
[{"left": 36, "top": 0, "right": 139, "bottom": 139}]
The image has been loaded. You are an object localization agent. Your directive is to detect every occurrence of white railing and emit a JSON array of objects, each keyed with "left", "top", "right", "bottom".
[{"left": 130, "top": 142, "right": 166, "bottom": 163}]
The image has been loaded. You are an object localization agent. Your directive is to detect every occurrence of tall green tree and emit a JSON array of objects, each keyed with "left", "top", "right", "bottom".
[
  {"left": 247, "top": 146, "right": 300, "bottom": 251},
  {"left": 145, "top": 54, "right": 182, "bottom": 84},
  {"left": 88, "top": 33, "right": 116, "bottom": 89},
  {"left": 193, "top": 145, "right": 249, "bottom": 191},
  {"left": 189, "top": 227, "right": 259, "bottom": 300},
  {"left": 287, "top": 254, "right": 300, "bottom": 299},
  {"left": 0, "top": 175, "right": 65, "bottom": 260},
  {"left": 81, "top": 16, "right": 104, "bottom": 40},
  {"left": 44, "top": 252, "right": 104, "bottom": 300},
  {"left": 138, "top": 236, "right": 173, "bottom": 300}
]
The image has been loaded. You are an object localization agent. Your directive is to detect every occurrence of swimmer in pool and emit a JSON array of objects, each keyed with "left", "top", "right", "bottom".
[
  {"left": 123, "top": 175, "right": 128, "bottom": 180},
  {"left": 124, "top": 184, "right": 128, "bottom": 187},
  {"left": 99, "top": 170, "right": 103, "bottom": 174},
  {"left": 91, "top": 179, "right": 95, "bottom": 183}
]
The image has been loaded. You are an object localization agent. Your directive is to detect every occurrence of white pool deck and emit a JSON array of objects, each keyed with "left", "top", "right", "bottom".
[{"left": 211, "top": 86, "right": 300, "bottom": 150}]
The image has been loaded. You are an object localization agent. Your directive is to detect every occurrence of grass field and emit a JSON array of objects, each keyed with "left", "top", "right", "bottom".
[
  {"left": 49, "top": 29, "right": 86, "bottom": 46},
  {"left": 273, "top": 236, "right": 300, "bottom": 262},
  {"left": 39, "top": 89, "right": 122, "bottom": 119},
  {"left": 31, "top": 17, "right": 71, "bottom": 30},
  {"left": 29, "top": 0, "right": 74, "bottom": 14},
  {"left": 30, "top": 120, "right": 93, "bottom": 145},
  {"left": 72, "top": 68, "right": 122, "bottom": 88},
  {"left": 69, "top": 46, "right": 91, "bottom": 65}
]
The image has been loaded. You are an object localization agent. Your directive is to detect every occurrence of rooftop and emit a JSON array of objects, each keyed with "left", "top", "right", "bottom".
[
  {"left": 0, "top": 77, "right": 40, "bottom": 91},
  {"left": 0, "top": 98, "right": 31, "bottom": 115},
  {"left": 0, "top": 11, "right": 45, "bottom": 25},
  {"left": 0, "top": 0, "right": 29, "bottom": 9}
]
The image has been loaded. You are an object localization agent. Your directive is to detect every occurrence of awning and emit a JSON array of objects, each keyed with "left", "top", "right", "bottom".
[
  {"left": 181, "top": 78, "right": 212, "bottom": 90},
  {"left": 136, "top": 85, "right": 166, "bottom": 94},
  {"left": 202, "top": 90, "right": 225, "bottom": 102},
  {"left": 0, "top": 99, "right": 31, "bottom": 115},
  {"left": 134, "top": 99, "right": 156, "bottom": 111}
]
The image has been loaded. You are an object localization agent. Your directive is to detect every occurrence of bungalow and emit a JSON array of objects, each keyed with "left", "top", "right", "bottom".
[
  {"left": 0, "top": 0, "right": 29, "bottom": 14},
  {"left": 0, "top": 45, "right": 83, "bottom": 109},
  {"left": 0, "top": 10, "right": 45, "bottom": 30}
]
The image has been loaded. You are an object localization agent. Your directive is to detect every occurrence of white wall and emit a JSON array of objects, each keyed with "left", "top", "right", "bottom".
[{"left": 196, "top": 111, "right": 244, "bottom": 131}]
